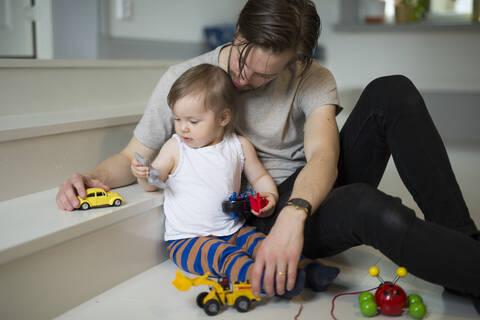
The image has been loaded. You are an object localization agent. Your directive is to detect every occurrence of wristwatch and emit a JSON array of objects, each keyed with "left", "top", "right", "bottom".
[{"left": 286, "top": 198, "right": 312, "bottom": 217}]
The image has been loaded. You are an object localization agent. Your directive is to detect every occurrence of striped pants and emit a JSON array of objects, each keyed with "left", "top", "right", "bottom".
[{"left": 166, "top": 225, "right": 312, "bottom": 283}]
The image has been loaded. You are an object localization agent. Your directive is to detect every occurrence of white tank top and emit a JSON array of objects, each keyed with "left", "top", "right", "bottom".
[{"left": 163, "top": 133, "right": 245, "bottom": 241}]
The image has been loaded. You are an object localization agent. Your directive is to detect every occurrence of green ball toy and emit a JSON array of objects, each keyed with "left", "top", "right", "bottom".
[
  {"left": 360, "top": 300, "right": 378, "bottom": 317},
  {"left": 408, "top": 294, "right": 423, "bottom": 306},
  {"left": 359, "top": 292, "right": 374, "bottom": 304},
  {"left": 409, "top": 302, "right": 427, "bottom": 319}
]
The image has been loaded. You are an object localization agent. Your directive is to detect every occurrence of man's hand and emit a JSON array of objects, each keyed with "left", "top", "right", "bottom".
[
  {"left": 56, "top": 137, "right": 158, "bottom": 210},
  {"left": 56, "top": 173, "right": 110, "bottom": 211},
  {"left": 251, "top": 206, "right": 306, "bottom": 297}
]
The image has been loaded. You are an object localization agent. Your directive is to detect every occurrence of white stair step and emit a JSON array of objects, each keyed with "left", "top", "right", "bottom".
[{"left": 0, "top": 185, "right": 167, "bottom": 320}]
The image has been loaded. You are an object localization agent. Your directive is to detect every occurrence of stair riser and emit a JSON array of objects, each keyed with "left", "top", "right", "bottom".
[{"left": 0, "top": 206, "right": 167, "bottom": 320}]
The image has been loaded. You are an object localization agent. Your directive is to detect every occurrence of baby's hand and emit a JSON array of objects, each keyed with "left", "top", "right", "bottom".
[
  {"left": 251, "top": 192, "right": 277, "bottom": 218},
  {"left": 130, "top": 158, "right": 150, "bottom": 179}
]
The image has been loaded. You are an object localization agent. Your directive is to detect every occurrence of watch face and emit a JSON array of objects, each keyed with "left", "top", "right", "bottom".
[
  {"left": 290, "top": 198, "right": 310, "bottom": 208},
  {"left": 288, "top": 198, "right": 312, "bottom": 216}
]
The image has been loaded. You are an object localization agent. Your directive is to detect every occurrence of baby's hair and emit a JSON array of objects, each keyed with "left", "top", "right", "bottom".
[{"left": 167, "top": 64, "right": 237, "bottom": 134}]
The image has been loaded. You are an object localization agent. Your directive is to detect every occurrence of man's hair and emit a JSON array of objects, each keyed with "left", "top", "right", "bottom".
[
  {"left": 167, "top": 64, "right": 237, "bottom": 133},
  {"left": 235, "top": 0, "right": 320, "bottom": 76}
]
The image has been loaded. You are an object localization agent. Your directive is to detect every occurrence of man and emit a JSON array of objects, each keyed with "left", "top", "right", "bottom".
[{"left": 57, "top": 0, "right": 480, "bottom": 311}]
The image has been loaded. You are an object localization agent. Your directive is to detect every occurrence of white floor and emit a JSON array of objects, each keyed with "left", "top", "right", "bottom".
[
  {"left": 56, "top": 141, "right": 480, "bottom": 320},
  {"left": 55, "top": 245, "right": 479, "bottom": 320}
]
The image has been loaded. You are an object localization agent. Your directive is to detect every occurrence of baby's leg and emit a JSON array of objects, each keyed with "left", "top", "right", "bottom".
[
  {"left": 166, "top": 231, "right": 300, "bottom": 298},
  {"left": 227, "top": 225, "right": 265, "bottom": 259},
  {"left": 166, "top": 235, "right": 255, "bottom": 282}
]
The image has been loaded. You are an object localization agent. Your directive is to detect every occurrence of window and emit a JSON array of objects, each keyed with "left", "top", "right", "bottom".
[
  {"left": 383, "top": 0, "right": 473, "bottom": 20},
  {"left": 337, "top": 0, "right": 478, "bottom": 31},
  {"left": 431, "top": 0, "right": 473, "bottom": 15}
]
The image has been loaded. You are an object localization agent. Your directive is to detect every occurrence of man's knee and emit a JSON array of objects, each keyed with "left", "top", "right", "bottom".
[
  {"left": 363, "top": 75, "right": 425, "bottom": 119},
  {"left": 304, "top": 183, "right": 415, "bottom": 257},
  {"left": 332, "top": 183, "right": 415, "bottom": 233},
  {"left": 331, "top": 182, "right": 388, "bottom": 206},
  {"left": 366, "top": 75, "right": 414, "bottom": 93}
]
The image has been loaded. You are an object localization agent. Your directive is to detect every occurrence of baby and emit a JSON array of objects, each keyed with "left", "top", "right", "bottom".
[{"left": 131, "top": 63, "right": 338, "bottom": 298}]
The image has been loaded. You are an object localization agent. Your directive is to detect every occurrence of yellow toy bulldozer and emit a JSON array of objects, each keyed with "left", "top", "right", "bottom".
[{"left": 172, "top": 270, "right": 261, "bottom": 316}]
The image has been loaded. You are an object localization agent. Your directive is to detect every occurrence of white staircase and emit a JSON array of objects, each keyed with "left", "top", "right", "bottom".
[
  {"left": 0, "top": 60, "right": 176, "bottom": 320},
  {"left": 0, "top": 59, "right": 178, "bottom": 202}
]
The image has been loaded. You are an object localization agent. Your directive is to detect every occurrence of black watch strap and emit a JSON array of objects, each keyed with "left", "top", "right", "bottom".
[{"left": 286, "top": 198, "right": 312, "bottom": 217}]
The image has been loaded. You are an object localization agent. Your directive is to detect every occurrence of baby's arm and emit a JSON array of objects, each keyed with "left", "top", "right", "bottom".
[
  {"left": 131, "top": 137, "right": 178, "bottom": 192},
  {"left": 238, "top": 136, "right": 279, "bottom": 217}
]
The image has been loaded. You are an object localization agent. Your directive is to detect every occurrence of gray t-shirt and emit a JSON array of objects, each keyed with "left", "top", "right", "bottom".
[{"left": 134, "top": 44, "right": 341, "bottom": 185}]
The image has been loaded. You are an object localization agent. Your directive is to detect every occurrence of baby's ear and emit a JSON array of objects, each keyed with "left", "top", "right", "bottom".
[{"left": 219, "top": 109, "right": 232, "bottom": 127}]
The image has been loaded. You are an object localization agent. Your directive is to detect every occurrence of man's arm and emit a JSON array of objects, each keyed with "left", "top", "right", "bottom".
[
  {"left": 56, "top": 136, "right": 158, "bottom": 211},
  {"left": 290, "top": 104, "right": 339, "bottom": 211},
  {"left": 251, "top": 104, "right": 339, "bottom": 297}
]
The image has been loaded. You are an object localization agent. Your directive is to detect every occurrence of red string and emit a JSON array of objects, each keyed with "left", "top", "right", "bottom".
[
  {"left": 294, "top": 304, "right": 304, "bottom": 320},
  {"left": 330, "top": 287, "right": 377, "bottom": 320}
]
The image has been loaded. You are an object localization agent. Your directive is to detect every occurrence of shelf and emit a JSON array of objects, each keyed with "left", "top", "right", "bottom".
[
  {"left": 0, "top": 59, "right": 181, "bottom": 69},
  {"left": 334, "top": 21, "right": 480, "bottom": 32}
]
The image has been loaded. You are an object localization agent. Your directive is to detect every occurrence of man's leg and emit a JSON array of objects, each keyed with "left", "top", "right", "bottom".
[
  {"left": 251, "top": 177, "right": 480, "bottom": 295},
  {"left": 324, "top": 75, "right": 480, "bottom": 299},
  {"left": 252, "top": 75, "right": 477, "bottom": 235},
  {"left": 303, "top": 183, "right": 480, "bottom": 297},
  {"left": 337, "top": 75, "right": 477, "bottom": 234},
  {"left": 250, "top": 74, "right": 480, "bottom": 296}
]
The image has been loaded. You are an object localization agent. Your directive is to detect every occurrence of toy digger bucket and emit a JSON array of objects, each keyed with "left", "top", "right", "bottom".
[{"left": 172, "top": 270, "right": 192, "bottom": 291}]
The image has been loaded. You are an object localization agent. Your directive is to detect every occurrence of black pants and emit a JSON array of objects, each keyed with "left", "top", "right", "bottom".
[{"left": 249, "top": 75, "right": 480, "bottom": 296}]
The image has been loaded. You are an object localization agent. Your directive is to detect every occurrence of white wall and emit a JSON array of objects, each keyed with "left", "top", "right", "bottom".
[
  {"left": 35, "top": 0, "right": 53, "bottom": 59},
  {"left": 109, "top": 0, "right": 246, "bottom": 42},
  {"left": 313, "top": 1, "right": 480, "bottom": 94},
  {"left": 106, "top": 0, "right": 480, "bottom": 94},
  {"left": 52, "top": 0, "right": 99, "bottom": 59}
]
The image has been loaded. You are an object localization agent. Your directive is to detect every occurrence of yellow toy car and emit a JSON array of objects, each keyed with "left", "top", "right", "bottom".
[
  {"left": 172, "top": 270, "right": 260, "bottom": 316},
  {"left": 76, "top": 188, "right": 124, "bottom": 210}
]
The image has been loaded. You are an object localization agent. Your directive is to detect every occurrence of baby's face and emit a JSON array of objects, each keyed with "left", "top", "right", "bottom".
[{"left": 172, "top": 94, "right": 226, "bottom": 148}]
